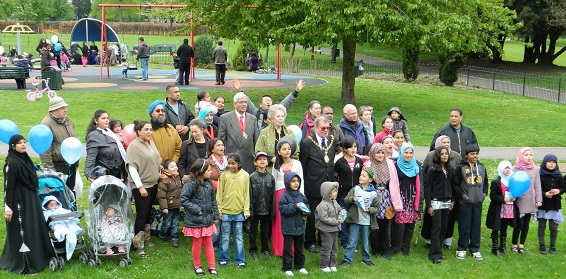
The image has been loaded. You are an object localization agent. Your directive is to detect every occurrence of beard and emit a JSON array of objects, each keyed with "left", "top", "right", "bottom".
[{"left": 153, "top": 115, "right": 165, "bottom": 124}]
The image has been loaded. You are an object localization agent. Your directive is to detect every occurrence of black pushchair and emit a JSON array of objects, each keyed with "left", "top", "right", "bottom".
[
  {"left": 85, "top": 175, "right": 134, "bottom": 267},
  {"left": 37, "top": 168, "right": 89, "bottom": 271}
]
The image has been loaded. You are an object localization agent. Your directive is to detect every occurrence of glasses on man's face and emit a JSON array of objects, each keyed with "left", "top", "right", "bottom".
[
  {"left": 318, "top": 126, "right": 330, "bottom": 131},
  {"left": 155, "top": 109, "right": 165, "bottom": 113}
]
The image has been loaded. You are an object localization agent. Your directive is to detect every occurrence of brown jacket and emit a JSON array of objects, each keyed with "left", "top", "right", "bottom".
[
  {"left": 40, "top": 114, "right": 76, "bottom": 169},
  {"left": 157, "top": 174, "right": 183, "bottom": 210}
]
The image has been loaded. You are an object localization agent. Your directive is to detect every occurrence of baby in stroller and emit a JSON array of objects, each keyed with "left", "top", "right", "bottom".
[
  {"left": 99, "top": 204, "right": 128, "bottom": 255},
  {"left": 42, "top": 195, "right": 83, "bottom": 260}
]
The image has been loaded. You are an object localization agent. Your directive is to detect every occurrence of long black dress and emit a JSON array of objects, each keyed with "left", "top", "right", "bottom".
[{"left": 0, "top": 135, "right": 53, "bottom": 274}]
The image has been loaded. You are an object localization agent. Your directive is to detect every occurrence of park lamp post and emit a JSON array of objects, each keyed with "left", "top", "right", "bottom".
[{"left": 2, "top": 23, "right": 35, "bottom": 54}]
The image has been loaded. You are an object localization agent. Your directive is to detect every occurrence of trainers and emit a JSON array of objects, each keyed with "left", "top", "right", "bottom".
[
  {"left": 105, "top": 247, "right": 114, "bottom": 255},
  {"left": 456, "top": 250, "right": 466, "bottom": 260},
  {"left": 443, "top": 244, "right": 451, "bottom": 250},
  {"left": 549, "top": 247, "right": 556, "bottom": 254},
  {"left": 118, "top": 246, "right": 126, "bottom": 253},
  {"left": 330, "top": 267, "right": 338, "bottom": 272},
  {"left": 171, "top": 240, "right": 179, "bottom": 248},
  {"left": 284, "top": 271, "right": 294, "bottom": 276},
  {"left": 251, "top": 252, "right": 259, "bottom": 260},
  {"left": 472, "top": 252, "right": 484, "bottom": 261},
  {"left": 361, "top": 260, "right": 375, "bottom": 266},
  {"left": 219, "top": 262, "right": 228, "bottom": 267},
  {"left": 340, "top": 260, "right": 350, "bottom": 267},
  {"left": 321, "top": 267, "right": 331, "bottom": 272},
  {"left": 298, "top": 268, "right": 308, "bottom": 274},
  {"left": 237, "top": 263, "right": 246, "bottom": 268},
  {"left": 540, "top": 246, "right": 547, "bottom": 255},
  {"left": 262, "top": 250, "right": 272, "bottom": 257},
  {"left": 306, "top": 245, "right": 319, "bottom": 254}
]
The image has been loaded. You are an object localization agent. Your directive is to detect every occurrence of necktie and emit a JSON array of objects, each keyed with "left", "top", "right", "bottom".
[
  {"left": 239, "top": 115, "right": 244, "bottom": 124},
  {"left": 321, "top": 138, "right": 326, "bottom": 148}
]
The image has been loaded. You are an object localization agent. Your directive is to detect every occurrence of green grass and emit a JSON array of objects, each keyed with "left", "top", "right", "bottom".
[{"left": 0, "top": 159, "right": 564, "bottom": 279}]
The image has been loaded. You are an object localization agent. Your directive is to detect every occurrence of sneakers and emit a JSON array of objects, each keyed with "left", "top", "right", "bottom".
[
  {"left": 540, "top": 246, "right": 547, "bottom": 255},
  {"left": 171, "top": 240, "right": 179, "bottom": 248},
  {"left": 471, "top": 252, "right": 484, "bottom": 261},
  {"left": 105, "top": 247, "right": 114, "bottom": 255},
  {"left": 306, "top": 245, "right": 319, "bottom": 254},
  {"left": 298, "top": 268, "right": 308, "bottom": 274},
  {"left": 330, "top": 267, "right": 338, "bottom": 272},
  {"left": 237, "top": 263, "right": 246, "bottom": 268},
  {"left": 262, "top": 250, "right": 272, "bottom": 257},
  {"left": 456, "top": 250, "right": 466, "bottom": 260},
  {"left": 219, "top": 262, "right": 228, "bottom": 267},
  {"left": 117, "top": 246, "right": 126, "bottom": 253},
  {"left": 340, "top": 260, "right": 350, "bottom": 267},
  {"left": 549, "top": 246, "right": 556, "bottom": 254},
  {"left": 251, "top": 252, "right": 259, "bottom": 260},
  {"left": 321, "top": 267, "right": 331, "bottom": 272},
  {"left": 361, "top": 260, "right": 375, "bottom": 266},
  {"left": 284, "top": 271, "right": 294, "bottom": 276}
]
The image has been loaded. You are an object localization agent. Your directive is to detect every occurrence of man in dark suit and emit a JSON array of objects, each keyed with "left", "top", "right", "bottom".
[
  {"left": 176, "top": 38, "right": 194, "bottom": 86},
  {"left": 218, "top": 92, "right": 259, "bottom": 174},
  {"left": 299, "top": 117, "right": 338, "bottom": 253}
]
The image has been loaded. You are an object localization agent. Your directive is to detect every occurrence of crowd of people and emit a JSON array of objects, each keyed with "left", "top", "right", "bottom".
[{"left": 1, "top": 79, "right": 565, "bottom": 276}]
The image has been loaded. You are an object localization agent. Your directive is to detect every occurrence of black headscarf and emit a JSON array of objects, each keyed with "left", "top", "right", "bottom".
[
  {"left": 540, "top": 154, "right": 562, "bottom": 178},
  {"left": 6, "top": 134, "right": 38, "bottom": 190}
]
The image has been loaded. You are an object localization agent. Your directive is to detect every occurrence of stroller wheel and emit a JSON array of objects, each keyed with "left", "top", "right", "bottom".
[
  {"left": 127, "top": 258, "right": 132, "bottom": 265},
  {"left": 49, "top": 257, "right": 59, "bottom": 271},
  {"left": 79, "top": 252, "right": 89, "bottom": 264},
  {"left": 58, "top": 257, "right": 65, "bottom": 270},
  {"left": 119, "top": 259, "right": 128, "bottom": 268},
  {"left": 88, "top": 259, "right": 97, "bottom": 267}
]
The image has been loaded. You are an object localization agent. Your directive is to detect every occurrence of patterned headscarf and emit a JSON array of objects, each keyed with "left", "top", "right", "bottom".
[{"left": 368, "top": 143, "right": 390, "bottom": 184}]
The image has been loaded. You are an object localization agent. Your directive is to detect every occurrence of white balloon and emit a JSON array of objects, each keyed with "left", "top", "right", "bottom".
[
  {"left": 51, "top": 35, "right": 59, "bottom": 44},
  {"left": 46, "top": 39, "right": 50, "bottom": 44},
  {"left": 0, "top": 46, "right": 4, "bottom": 55}
]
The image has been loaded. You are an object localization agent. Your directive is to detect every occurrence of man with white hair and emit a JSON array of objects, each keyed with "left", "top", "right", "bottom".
[
  {"left": 218, "top": 92, "right": 259, "bottom": 173},
  {"left": 338, "top": 104, "right": 370, "bottom": 155}
]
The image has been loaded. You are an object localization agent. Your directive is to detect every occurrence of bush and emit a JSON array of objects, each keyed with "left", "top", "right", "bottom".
[
  {"left": 402, "top": 46, "right": 420, "bottom": 82},
  {"left": 194, "top": 35, "right": 214, "bottom": 65},
  {"left": 232, "top": 41, "right": 258, "bottom": 71},
  {"left": 439, "top": 52, "right": 464, "bottom": 86}
]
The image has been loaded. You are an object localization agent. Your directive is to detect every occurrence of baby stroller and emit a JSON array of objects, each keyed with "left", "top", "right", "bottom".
[
  {"left": 37, "top": 168, "right": 89, "bottom": 271},
  {"left": 86, "top": 175, "right": 134, "bottom": 267}
]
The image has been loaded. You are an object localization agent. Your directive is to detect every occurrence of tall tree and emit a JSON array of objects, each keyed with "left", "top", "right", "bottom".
[{"left": 73, "top": 0, "right": 92, "bottom": 19}]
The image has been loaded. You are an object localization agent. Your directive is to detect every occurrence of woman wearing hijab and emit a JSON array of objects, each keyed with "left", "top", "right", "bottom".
[
  {"left": 367, "top": 143, "right": 401, "bottom": 259},
  {"left": 198, "top": 106, "right": 218, "bottom": 140},
  {"left": 421, "top": 135, "right": 461, "bottom": 173},
  {"left": 390, "top": 143, "right": 421, "bottom": 256},
  {"left": 486, "top": 160, "right": 518, "bottom": 257},
  {"left": 537, "top": 154, "right": 565, "bottom": 255},
  {"left": 511, "top": 147, "right": 542, "bottom": 254},
  {"left": 85, "top": 109, "right": 127, "bottom": 181},
  {"left": 0, "top": 135, "right": 54, "bottom": 274}
]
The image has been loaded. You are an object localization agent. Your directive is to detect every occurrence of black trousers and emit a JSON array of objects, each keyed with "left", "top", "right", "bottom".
[
  {"left": 391, "top": 222, "right": 415, "bottom": 254},
  {"left": 305, "top": 196, "right": 322, "bottom": 247},
  {"left": 512, "top": 214, "right": 531, "bottom": 245},
  {"left": 178, "top": 62, "right": 191, "bottom": 85},
  {"left": 282, "top": 234, "right": 305, "bottom": 271},
  {"left": 371, "top": 218, "right": 391, "bottom": 256},
  {"left": 249, "top": 215, "right": 271, "bottom": 253},
  {"left": 132, "top": 186, "right": 158, "bottom": 234},
  {"left": 429, "top": 209, "right": 449, "bottom": 260},
  {"left": 215, "top": 64, "right": 226, "bottom": 83},
  {"left": 444, "top": 201, "right": 459, "bottom": 240},
  {"left": 54, "top": 163, "right": 78, "bottom": 191}
]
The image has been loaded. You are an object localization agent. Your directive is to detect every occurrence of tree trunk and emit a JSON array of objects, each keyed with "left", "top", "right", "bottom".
[
  {"left": 290, "top": 43, "right": 296, "bottom": 59},
  {"left": 489, "top": 34, "right": 505, "bottom": 63},
  {"left": 341, "top": 36, "right": 356, "bottom": 104},
  {"left": 331, "top": 42, "right": 338, "bottom": 63},
  {"left": 538, "top": 32, "right": 560, "bottom": 65},
  {"left": 523, "top": 38, "right": 536, "bottom": 63},
  {"left": 265, "top": 44, "right": 269, "bottom": 64}
]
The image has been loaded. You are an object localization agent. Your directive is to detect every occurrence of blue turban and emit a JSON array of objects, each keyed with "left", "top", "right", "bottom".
[{"left": 148, "top": 100, "right": 166, "bottom": 116}]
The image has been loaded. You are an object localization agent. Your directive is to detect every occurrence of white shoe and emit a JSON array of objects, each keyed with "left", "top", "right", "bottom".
[
  {"left": 330, "top": 267, "right": 337, "bottom": 272},
  {"left": 456, "top": 250, "right": 466, "bottom": 260},
  {"left": 298, "top": 268, "right": 308, "bottom": 274},
  {"left": 284, "top": 271, "right": 294, "bottom": 276},
  {"left": 321, "top": 267, "right": 331, "bottom": 272},
  {"left": 472, "top": 252, "right": 484, "bottom": 261}
]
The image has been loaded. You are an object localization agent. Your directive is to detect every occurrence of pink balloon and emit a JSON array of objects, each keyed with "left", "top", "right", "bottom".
[{"left": 122, "top": 124, "right": 136, "bottom": 147}]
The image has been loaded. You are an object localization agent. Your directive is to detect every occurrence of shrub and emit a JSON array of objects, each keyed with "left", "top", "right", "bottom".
[
  {"left": 439, "top": 52, "right": 464, "bottom": 86},
  {"left": 194, "top": 35, "right": 214, "bottom": 65},
  {"left": 402, "top": 46, "right": 420, "bottom": 82},
  {"left": 232, "top": 41, "right": 258, "bottom": 70}
]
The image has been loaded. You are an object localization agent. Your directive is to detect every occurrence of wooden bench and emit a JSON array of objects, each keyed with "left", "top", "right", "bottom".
[
  {"left": 150, "top": 44, "right": 176, "bottom": 54},
  {"left": 0, "top": 67, "right": 27, "bottom": 89}
]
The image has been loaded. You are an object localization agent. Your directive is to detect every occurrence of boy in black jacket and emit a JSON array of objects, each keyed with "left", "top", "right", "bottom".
[
  {"left": 248, "top": 152, "right": 275, "bottom": 259},
  {"left": 453, "top": 144, "right": 488, "bottom": 261}
]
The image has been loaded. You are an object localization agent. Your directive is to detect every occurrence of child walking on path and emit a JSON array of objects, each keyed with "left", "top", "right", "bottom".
[
  {"left": 119, "top": 58, "right": 128, "bottom": 79},
  {"left": 216, "top": 153, "right": 250, "bottom": 268},
  {"left": 486, "top": 161, "right": 518, "bottom": 257},
  {"left": 511, "top": 148, "right": 542, "bottom": 254},
  {"left": 279, "top": 171, "right": 310, "bottom": 276},
  {"left": 454, "top": 144, "right": 488, "bottom": 261},
  {"left": 157, "top": 159, "right": 183, "bottom": 248},
  {"left": 537, "top": 154, "right": 565, "bottom": 255},
  {"left": 180, "top": 159, "right": 219, "bottom": 276},
  {"left": 315, "top": 181, "right": 343, "bottom": 272},
  {"left": 340, "top": 168, "right": 380, "bottom": 267},
  {"left": 248, "top": 152, "right": 275, "bottom": 259}
]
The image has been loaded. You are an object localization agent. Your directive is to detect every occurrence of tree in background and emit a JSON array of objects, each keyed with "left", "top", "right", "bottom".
[
  {"left": 194, "top": 35, "right": 214, "bottom": 66},
  {"left": 73, "top": 0, "right": 92, "bottom": 19},
  {"left": 233, "top": 41, "right": 259, "bottom": 71},
  {"left": 90, "top": 0, "right": 146, "bottom": 22},
  {"left": 0, "top": 0, "right": 75, "bottom": 22}
]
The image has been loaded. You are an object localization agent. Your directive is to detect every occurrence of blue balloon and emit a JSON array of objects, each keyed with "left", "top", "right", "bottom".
[
  {"left": 61, "top": 137, "right": 82, "bottom": 164},
  {"left": 0, "top": 119, "right": 19, "bottom": 144},
  {"left": 54, "top": 43, "right": 62, "bottom": 52},
  {"left": 509, "top": 171, "right": 531, "bottom": 198},
  {"left": 28, "top": 125, "right": 53, "bottom": 155},
  {"left": 288, "top": 125, "right": 302, "bottom": 143}
]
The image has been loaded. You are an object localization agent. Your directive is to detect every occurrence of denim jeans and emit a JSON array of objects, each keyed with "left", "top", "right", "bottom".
[
  {"left": 343, "top": 223, "right": 371, "bottom": 263},
  {"left": 159, "top": 208, "right": 180, "bottom": 240},
  {"left": 218, "top": 213, "right": 245, "bottom": 265},
  {"left": 140, "top": 58, "right": 148, "bottom": 80},
  {"left": 336, "top": 197, "right": 349, "bottom": 248},
  {"left": 457, "top": 203, "right": 482, "bottom": 253},
  {"left": 212, "top": 220, "right": 221, "bottom": 251}
]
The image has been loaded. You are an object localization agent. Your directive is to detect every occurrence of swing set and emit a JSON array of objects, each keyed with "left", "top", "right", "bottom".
[{"left": 97, "top": 4, "right": 282, "bottom": 82}]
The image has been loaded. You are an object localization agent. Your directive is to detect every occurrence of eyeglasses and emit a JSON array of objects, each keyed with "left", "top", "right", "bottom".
[
  {"left": 318, "top": 126, "right": 330, "bottom": 131},
  {"left": 155, "top": 109, "right": 165, "bottom": 113}
]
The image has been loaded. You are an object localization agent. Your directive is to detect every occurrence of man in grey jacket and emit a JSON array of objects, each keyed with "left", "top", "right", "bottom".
[
  {"left": 212, "top": 40, "right": 228, "bottom": 85},
  {"left": 163, "top": 85, "right": 195, "bottom": 141},
  {"left": 136, "top": 37, "right": 150, "bottom": 81}
]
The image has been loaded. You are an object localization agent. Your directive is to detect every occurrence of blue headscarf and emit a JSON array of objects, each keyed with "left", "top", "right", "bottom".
[
  {"left": 540, "top": 154, "right": 562, "bottom": 178},
  {"left": 397, "top": 143, "right": 419, "bottom": 177},
  {"left": 198, "top": 106, "right": 214, "bottom": 127}
]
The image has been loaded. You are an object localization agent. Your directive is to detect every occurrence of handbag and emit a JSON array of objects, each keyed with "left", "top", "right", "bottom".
[{"left": 385, "top": 206, "right": 395, "bottom": 220}]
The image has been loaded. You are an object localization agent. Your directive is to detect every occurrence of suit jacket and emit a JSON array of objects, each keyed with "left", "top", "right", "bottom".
[
  {"left": 299, "top": 135, "right": 338, "bottom": 199},
  {"left": 84, "top": 129, "right": 125, "bottom": 179},
  {"left": 218, "top": 111, "right": 259, "bottom": 174}
]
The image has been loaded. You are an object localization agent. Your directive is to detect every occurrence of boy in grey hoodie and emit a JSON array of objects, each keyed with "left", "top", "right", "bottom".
[{"left": 315, "top": 182, "right": 343, "bottom": 272}]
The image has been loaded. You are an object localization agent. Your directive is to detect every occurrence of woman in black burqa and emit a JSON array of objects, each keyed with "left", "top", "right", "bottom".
[{"left": 0, "top": 134, "right": 53, "bottom": 274}]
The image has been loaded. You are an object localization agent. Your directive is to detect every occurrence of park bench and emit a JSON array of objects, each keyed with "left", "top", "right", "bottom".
[
  {"left": 0, "top": 67, "right": 27, "bottom": 89},
  {"left": 150, "top": 44, "right": 176, "bottom": 54}
]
